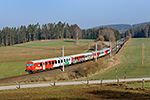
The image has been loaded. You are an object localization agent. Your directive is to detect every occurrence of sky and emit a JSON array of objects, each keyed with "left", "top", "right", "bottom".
[{"left": 0, "top": 0, "right": 150, "bottom": 30}]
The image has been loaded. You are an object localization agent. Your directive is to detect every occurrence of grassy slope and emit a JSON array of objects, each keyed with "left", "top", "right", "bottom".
[
  {"left": 89, "top": 38, "right": 150, "bottom": 80},
  {"left": 129, "top": 82, "right": 150, "bottom": 87},
  {"left": 0, "top": 39, "right": 94, "bottom": 78}
]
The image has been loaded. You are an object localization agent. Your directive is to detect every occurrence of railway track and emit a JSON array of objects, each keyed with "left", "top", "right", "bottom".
[
  {"left": 0, "top": 40, "right": 124, "bottom": 84},
  {"left": 0, "top": 51, "right": 116, "bottom": 84},
  {"left": 0, "top": 60, "right": 94, "bottom": 84}
]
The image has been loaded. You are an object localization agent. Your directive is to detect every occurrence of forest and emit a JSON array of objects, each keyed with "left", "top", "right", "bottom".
[
  {"left": 0, "top": 21, "right": 120, "bottom": 47},
  {"left": 124, "top": 23, "right": 150, "bottom": 38}
]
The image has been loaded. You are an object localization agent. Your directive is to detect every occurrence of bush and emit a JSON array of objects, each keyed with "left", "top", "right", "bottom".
[
  {"left": 68, "top": 72, "right": 77, "bottom": 79},
  {"left": 125, "top": 36, "right": 130, "bottom": 42},
  {"left": 92, "top": 41, "right": 103, "bottom": 51},
  {"left": 97, "top": 35, "right": 104, "bottom": 41},
  {"left": 85, "top": 62, "right": 97, "bottom": 76},
  {"left": 74, "top": 67, "right": 87, "bottom": 77},
  {"left": 55, "top": 73, "right": 69, "bottom": 81},
  {"left": 97, "top": 59, "right": 106, "bottom": 70}
]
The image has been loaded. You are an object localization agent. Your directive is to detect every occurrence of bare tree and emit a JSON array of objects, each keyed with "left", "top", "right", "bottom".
[
  {"left": 73, "top": 24, "right": 82, "bottom": 44},
  {"left": 101, "top": 28, "right": 115, "bottom": 42}
]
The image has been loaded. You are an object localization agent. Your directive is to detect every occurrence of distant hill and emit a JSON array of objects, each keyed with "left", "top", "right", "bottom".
[{"left": 93, "top": 21, "right": 150, "bottom": 33}]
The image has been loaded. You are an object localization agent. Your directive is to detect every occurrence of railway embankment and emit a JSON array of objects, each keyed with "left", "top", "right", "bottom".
[{"left": 0, "top": 38, "right": 126, "bottom": 85}]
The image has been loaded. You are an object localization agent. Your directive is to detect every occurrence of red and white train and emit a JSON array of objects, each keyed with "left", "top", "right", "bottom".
[{"left": 25, "top": 47, "right": 111, "bottom": 73}]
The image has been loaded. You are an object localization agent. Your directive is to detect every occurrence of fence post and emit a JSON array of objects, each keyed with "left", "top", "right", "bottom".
[
  {"left": 101, "top": 80, "right": 103, "bottom": 87},
  {"left": 54, "top": 80, "right": 55, "bottom": 86},
  {"left": 87, "top": 78, "right": 89, "bottom": 85},
  {"left": 18, "top": 81, "right": 20, "bottom": 89},
  {"left": 142, "top": 79, "right": 145, "bottom": 89},
  {"left": 124, "top": 71, "right": 126, "bottom": 83},
  {"left": 115, "top": 68, "right": 117, "bottom": 78},
  {"left": 117, "top": 77, "right": 119, "bottom": 86}
]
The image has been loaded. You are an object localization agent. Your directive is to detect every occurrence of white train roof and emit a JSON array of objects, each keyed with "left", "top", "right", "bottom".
[
  {"left": 31, "top": 56, "right": 71, "bottom": 63},
  {"left": 70, "top": 52, "right": 93, "bottom": 57},
  {"left": 29, "top": 47, "right": 110, "bottom": 63}
]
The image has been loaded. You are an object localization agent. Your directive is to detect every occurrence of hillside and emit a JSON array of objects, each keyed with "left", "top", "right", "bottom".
[
  {"left": 124, "top": 23, "right": 150, "bottom": 38},
  {"left": 89, "top": 38, "right": 150, "bottom": 80},
  {"left": 93, "top": 21, "right": 150, "bottom": 33},
  {"left": 0, "top": 39, "right": 94, "bottom": 79}
]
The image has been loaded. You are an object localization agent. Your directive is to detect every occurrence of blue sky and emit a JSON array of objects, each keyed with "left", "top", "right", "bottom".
[{"left": 0, "top": 0, "right": 150, "bottom": 29}]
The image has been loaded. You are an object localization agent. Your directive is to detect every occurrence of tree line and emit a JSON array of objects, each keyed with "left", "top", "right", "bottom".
[
  {"left": 82, "top": 27, "right": 120, "bottom": 42},
  {"left": 123, "top": 23, "right": 150, "bottom": 38},
  {"left": 0, "top": 21, "right": 120, "bottom": 47}
]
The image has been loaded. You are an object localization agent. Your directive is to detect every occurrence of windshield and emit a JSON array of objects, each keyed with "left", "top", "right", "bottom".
[{"left": 26, "top": 64, "right": 33, "bottom": 66}]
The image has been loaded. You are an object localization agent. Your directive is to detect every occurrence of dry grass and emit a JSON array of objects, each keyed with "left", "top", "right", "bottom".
[
  {"left": 0, "top": 46, "right": 87, "bottom": 63},
  {"left": 0, "top": 39, "right": 94, "bottom": 78},
  {"left": 0, "top": 84, "right": 150, "bottom": 99}
]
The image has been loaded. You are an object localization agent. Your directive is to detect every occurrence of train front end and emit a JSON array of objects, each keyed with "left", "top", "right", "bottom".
[{"left": 25, "top": 61, "right": 34, "bottom": 73}]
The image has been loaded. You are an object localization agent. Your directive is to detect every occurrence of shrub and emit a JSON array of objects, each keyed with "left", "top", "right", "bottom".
[
  {"left": 68, "top": 72, "right": 77, "bottom": 79},
  {"left": 97, "top": 35, "right": 104, "bottom": 41},
  {"left": 74, "top": 67, "right": 87, "bottom": 77},
  {"left": 85, "top": 62, "right": 97, "bottom": 75},
  {"left": 56, "top": 73, "right": 69, "bottom": 81}
]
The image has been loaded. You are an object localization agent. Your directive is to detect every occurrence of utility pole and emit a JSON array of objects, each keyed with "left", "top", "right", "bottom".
[
  {"left": 62, "top": 46, "right": 64, "bottom": 72},
  {"left": 110, "top": 42, "right": 112, "bottom": 57},
  {"left": 96, "top": 43, "right": 97, "bottom": 62},
  {"left": 109, "top": 35, "right": 112, "bottom": 57}
]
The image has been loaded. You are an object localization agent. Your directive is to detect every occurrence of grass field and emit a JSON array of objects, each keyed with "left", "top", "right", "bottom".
[
  {"left": 0, "top": 39, "right": 94, "bottom": 79},
  {"left": 0, "top": 84, "right": 150, "bottom": 99},
  {"left": 1, "top": 38, "right": 150, "bottom": 99},
  {"left": 129, "top": 82, "right": 150, "bottom": 88},
  {"left": 88, "top": 38, "right": 150, "bottom": 80}
]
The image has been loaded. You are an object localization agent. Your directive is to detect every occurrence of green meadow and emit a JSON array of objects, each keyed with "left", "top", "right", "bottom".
[
  {"left": 89, "top": 38, "right": 150, "bottom": 80},
  {"left": 1, "top": 38, "right": 149, "bottom": 80},
  {"left": 0, "top": 39, "right": 94, "bottom": 79}
]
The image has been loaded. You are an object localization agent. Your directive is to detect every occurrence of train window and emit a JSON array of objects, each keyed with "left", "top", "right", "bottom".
[
  {"left": 69, "top": 58, "right": 70, "bottom": 61},
  {"left": 64, "top": 59, "right": 65, "bottom": 62},
  {"left": 35, "top": 64, "right": 37, "bottom": 66},
  {"left": 52, "top": 61, "right": 54, "bottom": 64},
  {"left": 45, "top": 62, "right": 47, "bottom": 65},
  {"left": 58, "top": 60, "right": 60, "bottom": 63},
  {"left": 55, "top": 61, "right": 57, "bottom": 64},
  {"left": 49, "top": 62, "right": 51, "bottom": 65},
  {"left": 66, "top": 59, "right": 68, "bottom": 62},
  {"left": 30, "top": 64, "right": 33, "bottom": 66},
  {"left": 101, "top": 52, "right": 104, "bottom": 54},
  {"left": 61, "top": 60, "right": 63, "bottom": 63},
  {"left": 40, "top": 63, "right": 42, "bottom": 66},
  {"left": 26, "top": 64, "right": 29, "bottom": 66}
]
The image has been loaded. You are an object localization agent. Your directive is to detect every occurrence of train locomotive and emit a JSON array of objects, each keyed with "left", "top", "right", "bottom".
[{"left": 25, "top": 47, "right": 111, "bottom": 74}]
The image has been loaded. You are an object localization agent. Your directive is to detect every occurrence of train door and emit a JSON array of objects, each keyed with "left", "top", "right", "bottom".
[{"left": 43, "top": 62, "right": 45, "bottom": 70}]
